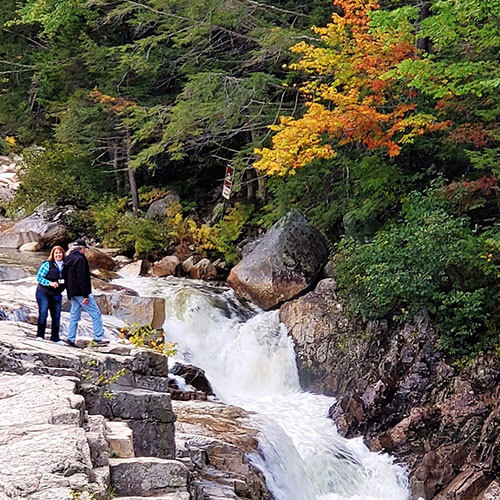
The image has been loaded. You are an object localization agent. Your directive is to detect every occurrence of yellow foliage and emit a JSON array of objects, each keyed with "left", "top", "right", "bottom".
[{"left": 254, "top": 0, "right": 450, "bottom": 175}]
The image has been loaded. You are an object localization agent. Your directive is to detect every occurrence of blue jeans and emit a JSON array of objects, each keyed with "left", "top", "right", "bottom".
[
  {"left": 36, "top": 289, "right": 62, "bottom": 342},
  {"left": 67, "top": 295, "right": 104, "bottom": 342}
]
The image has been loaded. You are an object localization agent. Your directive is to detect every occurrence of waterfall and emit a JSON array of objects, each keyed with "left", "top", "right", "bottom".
[{"left": 115, "top": 276, "right": 409, "bottom": 500}]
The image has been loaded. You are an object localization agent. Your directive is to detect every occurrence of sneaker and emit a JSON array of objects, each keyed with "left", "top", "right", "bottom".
[
  {"left": 93, "top": 338, "right": 110, "bottom": 346},
  {"left": 35, "top": 337, "right": 45, "bottom": 342},
  {"left": 53, "top": 340, "right": 65, "bottom": 346},
  {"left": 65, "top": 340, "right": 78, "bottom": 348}
]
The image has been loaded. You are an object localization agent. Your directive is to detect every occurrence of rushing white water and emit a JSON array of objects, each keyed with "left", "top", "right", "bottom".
[{"left": 115, "top": 276, "right": 409, "bottom": 500}]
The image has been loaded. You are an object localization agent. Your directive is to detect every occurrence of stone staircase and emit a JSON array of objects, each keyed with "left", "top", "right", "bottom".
[
  {"left": 104, "top": 421, "right": 190, "bottom": 500},
  {"left": 0, "top": 322, "right": 272, "bottom": 500}
]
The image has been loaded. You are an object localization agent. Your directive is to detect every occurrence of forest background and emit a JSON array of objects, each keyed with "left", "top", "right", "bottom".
[{"left": 0, "top": 0, "right": 498, "bottom": 357}]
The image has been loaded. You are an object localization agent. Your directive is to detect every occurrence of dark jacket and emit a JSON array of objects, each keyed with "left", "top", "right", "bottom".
[
  {"left": 63, "top": 250, "right": 92, "bottom": 298},
  {"left": 37, "top": 260, "right": 66, "bottom": 297}
]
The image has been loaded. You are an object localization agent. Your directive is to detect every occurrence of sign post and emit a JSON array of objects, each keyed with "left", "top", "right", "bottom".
[
  {"left": 222, "top": 166, "right": 234, "bottom": 200},
  {"left": 221, "top": 165, "right": 234, "bottom": 218}
]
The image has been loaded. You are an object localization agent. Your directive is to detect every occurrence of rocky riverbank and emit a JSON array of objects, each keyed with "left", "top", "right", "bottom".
[
  {"left": 0, "top": 308, "right": 270, "bottom": 499},
  {"left": 278, "top": 278, "right": 500, "bottom": 500}
]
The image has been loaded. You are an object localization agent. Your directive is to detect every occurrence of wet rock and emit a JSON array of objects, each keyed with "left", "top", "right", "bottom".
[
  {"left": 19, "top": 241, "right": 41, "bottom": 252},
  {"left": 189, "top": 258, "right": 217, "bottom": 281},
  {"left": 119, "top": 260, "right": 151, "bottom": 277},
  {"left": 84, "top": 246, "right": 116, "bottom": 271},
  {"left": 280, "top": 278, "right": 365, "bottom": 395},
  {"left": 174, "top": 400, "right": 271, "bottom": 500},
  {"left": 228, "top": 210, "right": 328, "bottom": 309},
  {"left": 152, "top": 255, "right": 181, "bottom": 277},
  {"left": 170, "top": 362, "right": 213, "bottom": 395},
  {"left": 146, "top": 192, "right": 181, "bottom": 220},
  {"left": 182, "top": 255, "right": 202, "bottom": 274},
  {"left": 282, "top": 280, "right": 500, "bottom": 500},
  {"left": 477, "top": 481, "right": 500, "bottom": 499},
  {"left": 433, "top": 470, "right": 489, "bottom": 500}
]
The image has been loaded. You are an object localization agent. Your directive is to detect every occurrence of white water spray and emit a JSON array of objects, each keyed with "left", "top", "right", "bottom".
[{"left": 115, "top": 276, "right": 409, "bottom": 500}]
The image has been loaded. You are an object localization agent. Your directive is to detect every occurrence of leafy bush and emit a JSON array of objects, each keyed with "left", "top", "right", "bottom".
[
  {"left": 333, "top": 191, "right": 499, "bottom": 355},
  {"left": 92, "top": 198, "right": 169, "bottom": 258},
  {"left": 211, "top": 202, "right": 254, "bottom": 264},
  {"left": 65, "top": 209, "right": 97, "bottom": 241},
  {"left": 11, "top": 143, "right": 108, "bottom": 213}
]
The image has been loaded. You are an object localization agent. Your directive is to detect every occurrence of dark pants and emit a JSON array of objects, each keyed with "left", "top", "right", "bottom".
[{"left": 36, "top": 288, "right": 62, "bottom": 341}]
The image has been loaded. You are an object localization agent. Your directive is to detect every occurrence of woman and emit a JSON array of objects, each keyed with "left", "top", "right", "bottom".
[{"left": 35, "top": 245, "right": 66, "bottom": 344}]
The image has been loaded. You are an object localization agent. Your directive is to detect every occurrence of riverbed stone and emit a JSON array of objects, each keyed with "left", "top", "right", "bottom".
[
  {"left": 174, "top": 400, "right": 271, "bottom": 500},
  {"left": 152, "top": 255, "right": 181, "bottom": 277},
  {"left": 19, "top": 241, "right": 41, "bottom": 252},
  {"left": 84, "top": 246, "right": 116, "bottom": 271},
  {"left": 227, "top": 210, "right": 328, "bottom": 309},
  {"left": 119, "top": 260, "right": 151, "bottom": 277},
  {"left": 189, "top": 258, "right": 217, "bottom": 281}
]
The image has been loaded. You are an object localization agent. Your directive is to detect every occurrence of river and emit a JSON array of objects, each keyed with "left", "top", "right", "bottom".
[{"left": 115, "top": 275, "right": 410, "bottom": 500}]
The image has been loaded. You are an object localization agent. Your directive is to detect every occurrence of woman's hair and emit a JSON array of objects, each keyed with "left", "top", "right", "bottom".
[{"left": 48, "top": 245, "right": 65, "bottom": 262}]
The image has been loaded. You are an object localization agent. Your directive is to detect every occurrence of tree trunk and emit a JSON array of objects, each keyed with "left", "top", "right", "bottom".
[
  {"left": 108, "top": 140, "right": 123, "bottom": 195},
  {"left": 416, "top": 0, "right": 431, "bottom": 53},
  {"left": 125, "top": 128, "right": 140, "bottom": 213}
]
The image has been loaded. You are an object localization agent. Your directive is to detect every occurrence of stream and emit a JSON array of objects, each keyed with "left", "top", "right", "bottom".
[{"left": 115, "top": 275, "right": 410, "bottom": 500}]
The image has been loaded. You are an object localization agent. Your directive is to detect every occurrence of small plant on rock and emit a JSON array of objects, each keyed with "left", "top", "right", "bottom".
[{"left": 119, "top": 323, "right": 177, "bottom": 357}]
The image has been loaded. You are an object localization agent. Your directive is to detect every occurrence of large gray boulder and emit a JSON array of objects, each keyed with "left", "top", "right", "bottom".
[
  {"left": 146, "top": 192, "right": 180, "bottom": 220},
  {"left": 0, "top": 202, "right": 71, "bottom": 249},
  {"left": 227, "top": 210, "right": 329, "bottom": 309}
]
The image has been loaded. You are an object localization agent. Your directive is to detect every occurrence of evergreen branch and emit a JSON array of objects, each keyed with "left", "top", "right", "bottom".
[{"left": 243, "top": 0, "right": 306, "bottom": 17}]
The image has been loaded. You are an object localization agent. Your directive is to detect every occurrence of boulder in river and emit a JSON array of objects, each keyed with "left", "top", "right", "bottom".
[
  {"left": 151, "top": 255, "right": 180, "bottom": 277},
  {"left": 189, "top": 258, "right": 217, "bottom": 281},
  {"left": 119, "top": 259, "right": 151, "bottom": 277},
  {"left": 0, "top": 202, "right": 71, "bottom": 249},
  {"left": 227, "top": 210, "right": 329, "bottom": 309},
  {"left": 84, "top": 246, "right": 116, "bottom": 271},
  {"left": 170, "top": 362, "right": 213, "bottom": 395}
]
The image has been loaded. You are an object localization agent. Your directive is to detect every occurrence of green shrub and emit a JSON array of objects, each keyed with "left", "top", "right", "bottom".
[
  {"left": 65, "top": 209, "right": 97, "bottom": 241},
  {"left": 211, "top": 202, "right": 254, "bottom": 264},
  {"left": 333, "top": 191, "right": 499, "bottom": 356},
  {"left": 92, "top": 198, "right": 168, "bottom": 258},
  {"left": 11, "top": 143, "right": 108, "bottom": 213}
]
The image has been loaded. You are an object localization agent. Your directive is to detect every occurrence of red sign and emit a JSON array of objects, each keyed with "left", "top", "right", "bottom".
[{"left": 222, "top": 166, "right": 234, "bottom": 200}]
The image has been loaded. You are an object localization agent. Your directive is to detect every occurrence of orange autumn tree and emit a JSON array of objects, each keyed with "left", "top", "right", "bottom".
[{"left": 254, "top": 0, "right": 449, "bottom": 175}]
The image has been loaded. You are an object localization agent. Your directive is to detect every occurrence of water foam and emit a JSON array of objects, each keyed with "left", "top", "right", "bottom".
[{"left": 115, "top": 276, "right": 409, "bottom": 500}]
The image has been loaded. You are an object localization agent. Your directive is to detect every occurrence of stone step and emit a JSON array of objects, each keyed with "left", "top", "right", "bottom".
[
  {"left": 105, "top": 421, "right": 135, "bottom": 458},
  {"left": 110, "top": 457, "right": 188, "bottom": 497}
]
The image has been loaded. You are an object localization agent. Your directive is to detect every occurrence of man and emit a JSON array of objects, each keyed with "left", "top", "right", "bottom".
[{"left": 64, "top": 239, "right": 107, "bottom": 347}]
